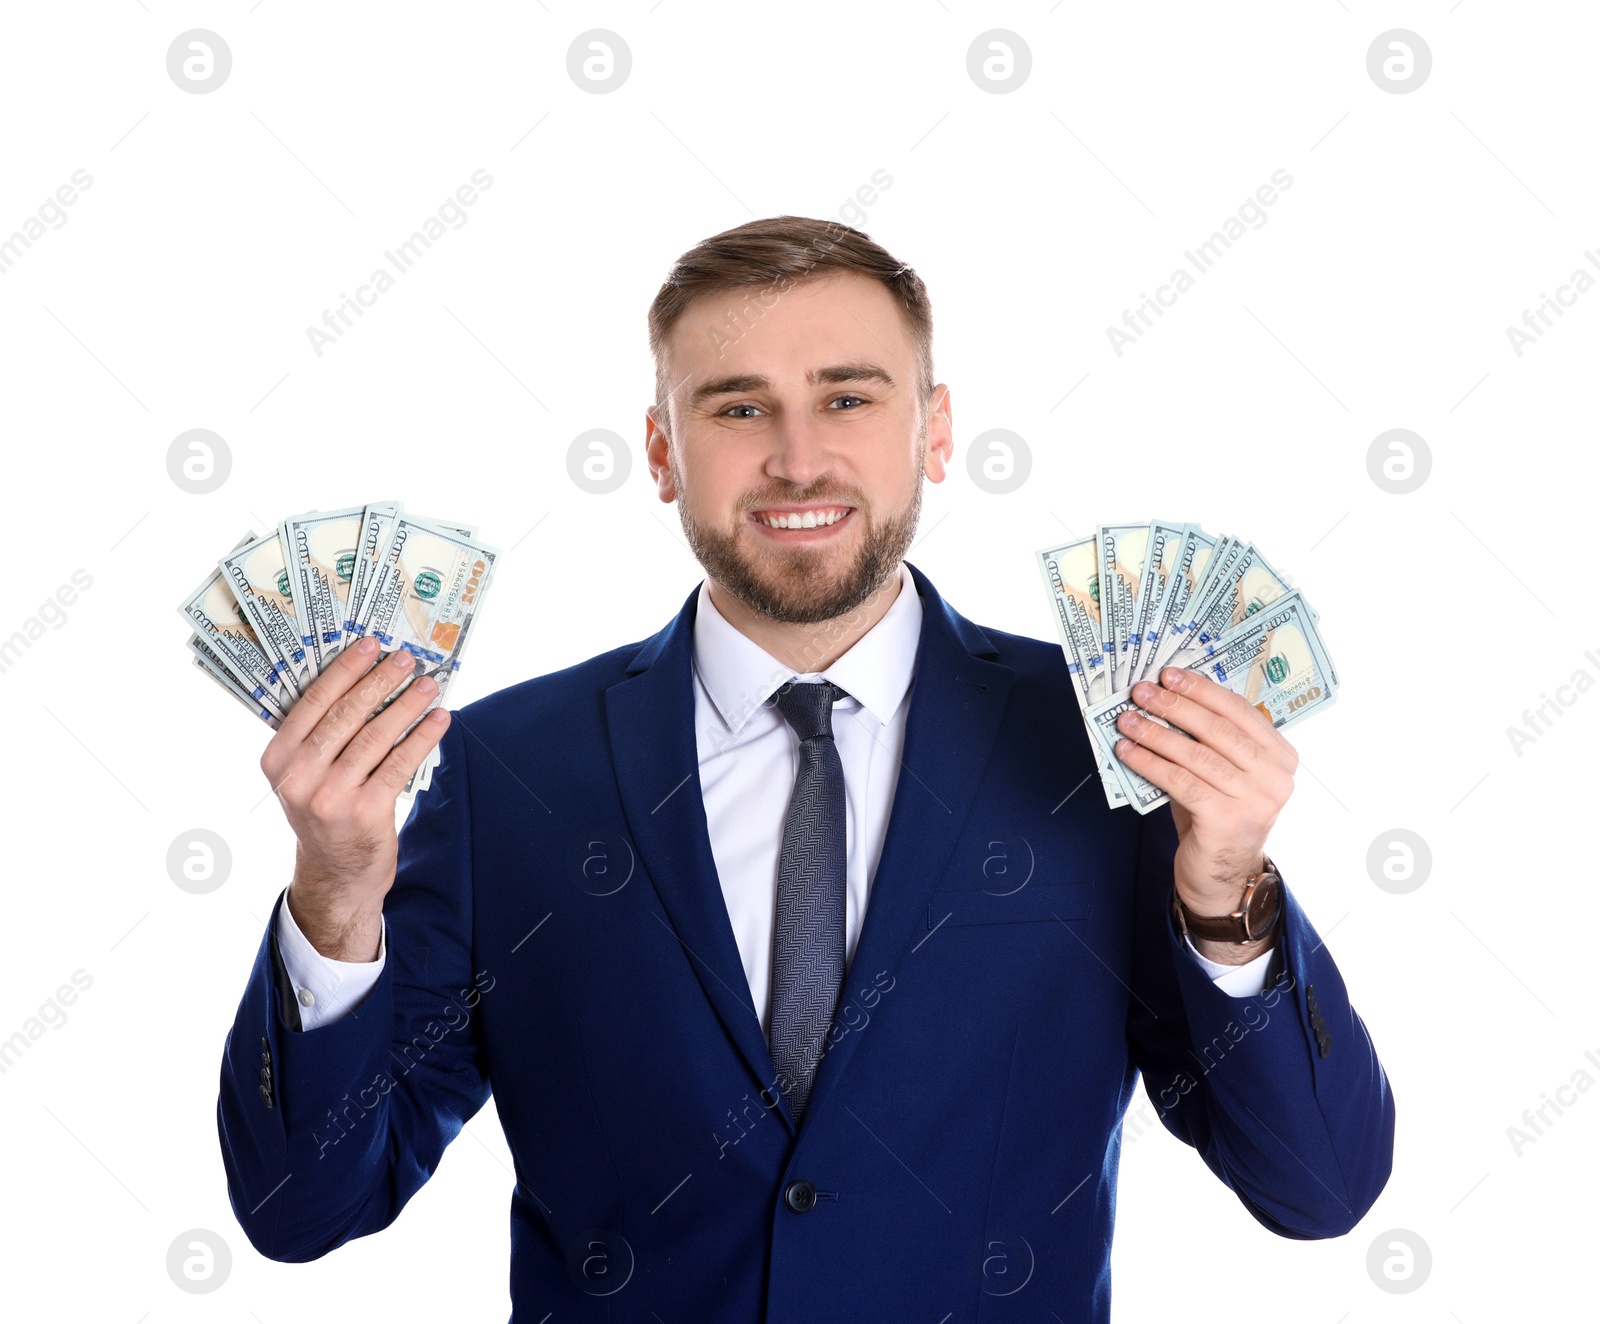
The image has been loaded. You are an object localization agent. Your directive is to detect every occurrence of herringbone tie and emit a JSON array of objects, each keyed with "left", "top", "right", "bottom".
[{"left": 767, "top": 680, "right": 849, "bottom": 1123}]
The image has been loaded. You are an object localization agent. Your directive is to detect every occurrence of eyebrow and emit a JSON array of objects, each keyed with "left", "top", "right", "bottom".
[{"left": 687, "top": 361, "right": 897, "bottom": 409}]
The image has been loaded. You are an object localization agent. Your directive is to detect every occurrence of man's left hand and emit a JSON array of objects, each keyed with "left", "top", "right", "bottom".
[{"left": 1113, "top": 665, "right": 1297, "bottom": 958}]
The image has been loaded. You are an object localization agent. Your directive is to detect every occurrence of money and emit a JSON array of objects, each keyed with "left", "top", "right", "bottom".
[
  {"left": 178, "top": 503, "right": 499, "bottom": 799},
  {"left": 178, "top": 534, "right": 298, "bottom": 714},
  {"left": 1096, "top": 523, "right": 1149, "bottom": 691},
  {"left": 1164, "top": 540, "right": 1296, "bottom": 671},
  {"left": 282, "top": 504, "right": 367, "bottom": 675},
  {"left": 350, "top": 513, "right": 497, "bottom": 731},
  {"left": 219, "top": 530, "right": 313, "bottom": 700},
  {"left": 1038, "top": 537, "right": 1124, "bottom": 804},
  {"left": 1038, "top": 523, "right": 1338, "bottom": 814},
  {"left": 1140, "top": 524, "right": 1217, "bottom": 673}
]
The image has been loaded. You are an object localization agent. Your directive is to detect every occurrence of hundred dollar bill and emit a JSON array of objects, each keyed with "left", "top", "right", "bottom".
[
  {"left": 1137, "top": 525, "right": 1217, "bottom": 684},
  {"left": 1096, "top": 523, "right": 1152, "bottom": 691},
  {"left": 345, "top": 502, "right": 478, "bottom": 640},
  {"left": 1037, "top": 537, "right": 1125, "bottom": 805},
  {"left": 177, "top": 538, "right": 299, "bottom": 710},
  {"left": 187, "top": 631, "right": 289, "bottom": 723},
  {"left": 353, "top": 515, "right": 499, "bottom": 791},
  {"left": 283, "top": 505, "right": 368, "bottom": 675},
  {"left": 1181, "top": 589, "right": 1339, "bottom": 720},
  {"left": 1164, "top": 541, "right": 1296, "bottom": 671},
  {"left": 220, "top": 529, "right": 312, "bottom": 698},
  {"left": 1128, "top": 521, "right": 1182, "bottom": 686},
  {"left": 1082, "top": 692, "right": 1174, "bottom": 814},
  {"left": 189, "top": 636, "right": 280, "bottom": 727},
  {"left": 1148, "top": 532, "right": 1239, "bottom": 675},
  {"left": 1085, "top": 590, "right": 1337, "bottom": 813},
  {"left": 1036, "top": 537, "right": 1112, "bottom": 710},
  {"left": 344, "top": 501, "right": 403, "bottom": 638}
]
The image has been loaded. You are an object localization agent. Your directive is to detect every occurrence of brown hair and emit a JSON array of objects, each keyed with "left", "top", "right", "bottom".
[{"left": 646, "top": 215, "right": 935, "bottom": 434}]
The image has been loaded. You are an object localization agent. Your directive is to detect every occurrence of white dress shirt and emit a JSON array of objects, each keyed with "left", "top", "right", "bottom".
[{"left": 276, "top": 562, "right": 1274, "bottom": 1031}]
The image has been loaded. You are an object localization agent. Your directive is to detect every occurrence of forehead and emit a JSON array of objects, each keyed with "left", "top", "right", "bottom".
[{"left": 663, "top": 270, "right": 913, "bottom": 396}]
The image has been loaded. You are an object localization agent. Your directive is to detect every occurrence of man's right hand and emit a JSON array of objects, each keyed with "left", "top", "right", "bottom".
[{"left": 259, "top": 635, "right": 451, "bottom": 962}]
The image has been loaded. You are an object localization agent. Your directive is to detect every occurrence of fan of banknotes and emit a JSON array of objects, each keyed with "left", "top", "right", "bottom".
[
  {"left": 1037, "top": 523, "right": 1338, "bottom": 814},
  {"left": 177, "top": 502, "right": 499, "bottom": 798}
]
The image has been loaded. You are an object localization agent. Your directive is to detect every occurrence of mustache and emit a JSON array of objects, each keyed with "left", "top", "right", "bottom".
[{"left": 737, "top": 483, "right": 865, "bottom": 512}]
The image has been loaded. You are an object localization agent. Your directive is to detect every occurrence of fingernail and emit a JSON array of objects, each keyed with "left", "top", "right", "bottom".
[
  {"left": 1119, "top": 709, "right": 1143, "bottom": 729},
  {"left": 428, "top": 708, "right": 449, "bottom": 724},
  {"left": 417, "top": 676, "right": 438, "bottom": 696},
  {"left": 1132, "top": 682, "right": 1154, "bottom": 704},
  {"left": 356, "top": 636, "right": 377, "bottom": 654},
  {"left": 1162, "top": 667, "right": 1184, "bottom": 687},
  {"left": 390, "top": 649, "right": 412, "bottom": 666}
]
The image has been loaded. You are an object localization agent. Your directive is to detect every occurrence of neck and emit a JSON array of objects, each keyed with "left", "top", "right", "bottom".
[{"left": 706, "top": 565, "right": 905, "bottom": 674}]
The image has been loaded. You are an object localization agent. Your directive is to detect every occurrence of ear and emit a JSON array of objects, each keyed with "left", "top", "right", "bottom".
[
  {"left": 645, "top": 406, "right": 676, "bottom": 502},
  {"left": 922, "top": 384, "right": 954, "bottom": 483}
]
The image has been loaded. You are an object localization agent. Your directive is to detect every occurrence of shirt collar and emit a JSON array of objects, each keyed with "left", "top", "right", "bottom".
[{"left": 693, "top": 561, "right": 922, "bottom": 737}]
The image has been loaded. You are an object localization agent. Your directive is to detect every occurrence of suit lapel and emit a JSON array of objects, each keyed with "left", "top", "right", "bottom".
[
  {"left": 603, "top": 564, "right": 1015, "bottom": 1137},
  {"left": 604, "top": 588, "right": 788, "bottom": 1122},
  {"left": 800, "top": 561, "right": 1014, "bottom": 1125}
]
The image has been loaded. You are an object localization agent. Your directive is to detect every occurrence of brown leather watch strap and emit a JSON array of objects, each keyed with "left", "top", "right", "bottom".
[{"left": 1172, "top": 858, "right": 1283, "bottom": 944}]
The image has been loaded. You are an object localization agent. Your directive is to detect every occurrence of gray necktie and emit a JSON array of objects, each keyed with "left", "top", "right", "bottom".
[{"left": 768, "top": 679, "right": 849, "bottom": 1123}]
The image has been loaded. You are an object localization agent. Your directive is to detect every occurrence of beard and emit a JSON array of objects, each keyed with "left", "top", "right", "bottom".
[{"left": 673, "top": 452, "right": 923, "bottom": 627}]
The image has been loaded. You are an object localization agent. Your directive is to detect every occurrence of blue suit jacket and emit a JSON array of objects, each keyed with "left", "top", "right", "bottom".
[{"left": 218, "top": 561, "right": 1394, "bottom": 1321}]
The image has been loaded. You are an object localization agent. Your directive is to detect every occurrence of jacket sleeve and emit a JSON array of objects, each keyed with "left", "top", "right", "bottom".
[
  {"left": 215, "top": 717, "right": 494, "bottom": 1261},
  {"left": 1123, "top": 803, "right": 1395, "bottom": 1238}
]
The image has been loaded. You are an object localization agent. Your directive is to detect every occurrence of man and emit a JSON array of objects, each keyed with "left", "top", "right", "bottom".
[{"left": 218, "top": 216, "right": 1394, "bottom": 1321}]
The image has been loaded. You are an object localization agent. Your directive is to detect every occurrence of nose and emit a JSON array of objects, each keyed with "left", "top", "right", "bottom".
[{"left": 764, "top": 413, "right": 834, "bottom": 489}]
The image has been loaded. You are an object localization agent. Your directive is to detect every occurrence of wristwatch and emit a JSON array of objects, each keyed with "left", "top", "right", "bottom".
[{"left": 1171, "top": 856, "right": 1283, "bottom": 944}]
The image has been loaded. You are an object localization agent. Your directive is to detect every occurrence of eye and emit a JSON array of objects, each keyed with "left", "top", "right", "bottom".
[
  {"left": 720, "top": 403, "right": 763, "bottom": 419},
  {"left": 829, "top": 395, "right": 868, "bottom": 410}
]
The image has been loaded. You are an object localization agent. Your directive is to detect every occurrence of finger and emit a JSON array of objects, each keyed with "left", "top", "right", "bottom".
[
  {"left": 327, "top": 670, "right": 441, "bottom": 789},
  {"left": 362, "top": 706, "right": 451, "bottom": 799},
  {"left": 269, "top": 636, "right": 384, "bottom": 750},
  {"left": 299, "top": 647, "right": 419, "bottom": 767},
  {"left": 1115, "top": 706, "right": 1246, "bottom": 799},
  {"left": 1166, "top": 666, "right": 1296, "bottom": 758},
  {"left": 1113, "top": 733, "right": 1222, "bottom": 810},
  {"left": 1132, "top": 670, "right": 1287, "bottom": 774}
]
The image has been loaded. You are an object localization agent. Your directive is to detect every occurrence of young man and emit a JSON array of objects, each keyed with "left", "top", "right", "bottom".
[{"left": 219, "top": 217, "right": 1394, "bottom": 1321}]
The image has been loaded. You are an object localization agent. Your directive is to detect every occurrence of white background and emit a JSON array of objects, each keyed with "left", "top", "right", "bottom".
[{"left": 0, "top": 3, "right": 1594, "bottom": 1320}]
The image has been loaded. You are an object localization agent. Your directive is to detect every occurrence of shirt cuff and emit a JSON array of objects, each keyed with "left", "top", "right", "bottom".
[
  {"left": 1183, "top": 929, "right": 1274, "bottom": 997},
  {"left": 273, "top": 888, "right": 387, "bottom": 1031}
]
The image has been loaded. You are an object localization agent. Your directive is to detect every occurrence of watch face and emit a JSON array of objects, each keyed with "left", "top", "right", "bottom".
[{"left": 1246, "top": 876, "right": 1280, "bottom": 935}]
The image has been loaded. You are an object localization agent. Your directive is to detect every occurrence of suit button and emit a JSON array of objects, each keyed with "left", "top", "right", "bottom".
[
  {"left": 258, "top": 1081, "right": 274, "bottom": 1108},
  {"left": 784, "top": 1180, "right": 817, "bottom": 1213}
]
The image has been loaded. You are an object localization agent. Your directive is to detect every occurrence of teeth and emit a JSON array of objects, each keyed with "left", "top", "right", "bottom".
[{"left": 760, "top": 508, "right": 847, "bottom": 529}]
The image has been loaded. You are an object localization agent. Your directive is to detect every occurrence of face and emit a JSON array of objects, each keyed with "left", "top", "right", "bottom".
[{"left": 646, "top": 270, "right": 952, "bottom": 625}]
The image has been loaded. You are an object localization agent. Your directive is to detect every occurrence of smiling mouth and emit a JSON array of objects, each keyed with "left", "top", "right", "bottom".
[{"left": 748, "top": 504, "right": 855, "bottom": 531}]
